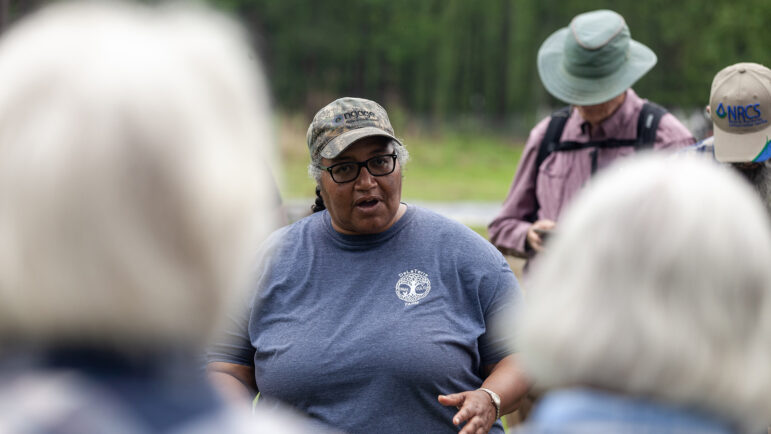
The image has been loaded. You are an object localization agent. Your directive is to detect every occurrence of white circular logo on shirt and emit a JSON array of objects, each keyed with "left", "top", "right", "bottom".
[{"left": 395, "top": 269, "right": 431, "bottom": 305}]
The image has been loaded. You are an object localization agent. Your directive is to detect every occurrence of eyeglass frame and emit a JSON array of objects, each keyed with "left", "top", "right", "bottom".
[{"left": 317, "top": 153, "right": 398, "bottom": 184}]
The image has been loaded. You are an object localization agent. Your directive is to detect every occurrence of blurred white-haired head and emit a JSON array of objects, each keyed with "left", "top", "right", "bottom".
[
  {"left": 0, "top": 1, "right": 275, "bottom": 350},
  {"left": 517, "top": 154, "right": 771, "bottom": 429}
]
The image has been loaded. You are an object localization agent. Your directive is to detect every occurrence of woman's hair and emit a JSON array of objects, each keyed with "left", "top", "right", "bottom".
[
  {"left": 308, "top": 138, "right": 408, "bottom": 212},
  {"left": 0, "top": 2, "right": 275, "bottom": 350},
  {"left": 311, "top": 185, "right": 327, "bottom": 213},
  {"left": 517, "top": 154, "right": 771, "bottom": 429}
]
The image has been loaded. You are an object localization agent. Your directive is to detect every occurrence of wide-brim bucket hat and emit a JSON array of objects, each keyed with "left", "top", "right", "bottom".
[{"left": 538, "top": 10, "right": 657, "bottom": 106}]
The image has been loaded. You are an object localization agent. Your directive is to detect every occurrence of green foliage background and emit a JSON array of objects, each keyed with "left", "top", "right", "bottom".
[
  {"left": 6, "top": 0, "right": 766, "bottom": 131},
  {"left": 6, "top": 0, "right": 761, "bottom": 200},
  {"left": 212, "top": 0, "right": 770, "bottom": 131}
]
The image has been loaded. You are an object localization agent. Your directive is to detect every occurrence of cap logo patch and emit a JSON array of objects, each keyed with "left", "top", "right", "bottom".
[
  {"left": 716, "top": 102, "right": 767, "bottom": 128},
  {"left": 343, "top": 110, "right": 377, "bottom": 122},
  {"left": 715, "top": 103, "right": 727, "bottom": 118}
]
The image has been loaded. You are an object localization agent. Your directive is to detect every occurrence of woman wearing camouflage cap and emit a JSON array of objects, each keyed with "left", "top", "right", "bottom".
[{"left": 208, "top": 97, "right": 530, "bottom": 433}]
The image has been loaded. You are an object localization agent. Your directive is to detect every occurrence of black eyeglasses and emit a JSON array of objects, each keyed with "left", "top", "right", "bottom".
[{"left": 318, "top": 154, "right": 397, "bottom": 183}]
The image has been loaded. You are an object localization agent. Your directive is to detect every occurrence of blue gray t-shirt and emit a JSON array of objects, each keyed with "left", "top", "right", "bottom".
[{"left": 209, "top": 205, "right": 521, "bottom": 433}]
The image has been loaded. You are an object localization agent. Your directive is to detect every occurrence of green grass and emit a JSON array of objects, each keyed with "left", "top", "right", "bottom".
[
  {"left": 467, "top": 225, "right": 489, "bottom": 239},
  {"left": 277, "top": 116, "right": 524, "bottom": 202},
  {"left": 281, "top": 156, "right": 317, "bottom": 199},
  {"left": 400, "top": 133, "right": 523, "bottom": 202}
]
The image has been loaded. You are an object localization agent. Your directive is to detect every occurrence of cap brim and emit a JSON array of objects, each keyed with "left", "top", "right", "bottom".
[
  {"left": 537, "top": 28, "right": 657, "bottom": 105},
  {"left": 713, "top": 125, "right": 771, "bottom": 163},
  {"left": 319, "top": 126, "right": 401, "bottom": 159}
]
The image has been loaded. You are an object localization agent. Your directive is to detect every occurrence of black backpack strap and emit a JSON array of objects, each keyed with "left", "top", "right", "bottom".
[
  {"left": 635, "top": 102, "right": 667, "bottom": 150},
  {"left": 554, "top": 138, "right": 639, "bottom": 151},
  {"left": 536, "top": 106, "right": 571, "bottom": 170},
  {"left": 531, "top": 102, "right": 667, "bottom": 186},
  {"left": 526, "top": 106, "right": 571, "bottom": 223}
]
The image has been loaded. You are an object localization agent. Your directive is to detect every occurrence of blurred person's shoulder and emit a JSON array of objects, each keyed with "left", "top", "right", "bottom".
[
  {"left": 0, "top": 369, "right": 148, "bottom": 433},
  {"left": 0, "top": 369, "right": 341, "bottom": 434},
  {"left": 512, "top": 423, "right": 729, "bottom": 434},
  {"left": 188, "top": 405, "right": 343, "bottom": 434},
  {"left": 510, "top": 388, "right": 733, "bottom": 434}
]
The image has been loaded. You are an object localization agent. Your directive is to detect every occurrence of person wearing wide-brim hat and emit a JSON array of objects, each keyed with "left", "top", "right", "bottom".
[{"left": 489, "top": 9, "right": 695, "bottom": 262}]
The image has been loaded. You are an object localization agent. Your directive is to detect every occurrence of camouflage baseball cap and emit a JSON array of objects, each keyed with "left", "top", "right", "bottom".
[{"left": 307, "top": 97, "right": 402, "bottom": 159}]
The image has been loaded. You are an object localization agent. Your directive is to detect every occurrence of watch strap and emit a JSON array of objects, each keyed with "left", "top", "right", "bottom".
[{"left": 477, "top": 387, "right": 501, "bottom": 420}]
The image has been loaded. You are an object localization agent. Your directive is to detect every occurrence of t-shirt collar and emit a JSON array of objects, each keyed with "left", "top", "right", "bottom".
[{"left": 322, "top": 203, "right": 414, "bottom": 249}]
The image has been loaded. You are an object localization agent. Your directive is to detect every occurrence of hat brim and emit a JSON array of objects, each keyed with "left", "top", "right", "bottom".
[
  {"left": 319, "top": 126, "right": 402, "bottom": 159},
  {"left": 537, "top": 28, "right": 657, "bottom": 106},
  {"left": 713, "top": 125, "right": 771, "bottom": 163}
]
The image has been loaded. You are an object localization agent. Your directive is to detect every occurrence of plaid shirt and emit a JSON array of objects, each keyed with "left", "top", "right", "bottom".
[{"left": 488, "top": 89, "right": 696, "bottom": 258}]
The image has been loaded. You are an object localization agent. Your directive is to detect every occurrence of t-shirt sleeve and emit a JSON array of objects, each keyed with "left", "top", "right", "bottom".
[
  {"left": 206, "top": 228, "right": 288, "bottom": 367},
  {"left": 206, "top": 290, "right": 255, "bottom": 366},
  {"left": 477, "top": 248, "right": 522, "bottom": 366}
]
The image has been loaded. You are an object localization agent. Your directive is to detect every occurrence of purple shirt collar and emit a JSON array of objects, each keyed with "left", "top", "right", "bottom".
[{"left": 563, "top": 89, "right": 644, "bottom": 142}]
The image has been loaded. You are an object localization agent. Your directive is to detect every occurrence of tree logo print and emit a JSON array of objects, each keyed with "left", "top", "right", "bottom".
[{"left": 395, "top": 269, "right": 431, "bottom": 305}]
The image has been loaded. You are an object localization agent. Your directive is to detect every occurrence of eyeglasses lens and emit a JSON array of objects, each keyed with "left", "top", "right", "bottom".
[{"left": 330, "top": 155, "right": 395, "bottom": 183}]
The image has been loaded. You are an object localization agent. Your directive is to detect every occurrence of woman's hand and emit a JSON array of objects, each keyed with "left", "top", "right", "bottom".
[
  {"left": 438, "top": 355, "right": 530, "bottom": 433},
  {"left": 438, "top": 389, "right": 497, "bottom": 434}
]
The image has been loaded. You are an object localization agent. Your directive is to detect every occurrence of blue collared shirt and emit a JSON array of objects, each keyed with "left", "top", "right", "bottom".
[{"left": 516, "top": 387, "right": 736, "bottom": 434}]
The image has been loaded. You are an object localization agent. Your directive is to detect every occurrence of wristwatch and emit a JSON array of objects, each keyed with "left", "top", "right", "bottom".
[{"left": 477, "top": 387, "right": 501, "bottom": 420}]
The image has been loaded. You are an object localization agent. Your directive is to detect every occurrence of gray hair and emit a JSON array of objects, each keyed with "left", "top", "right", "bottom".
[
  {"left": 307, "top": 139, "right": 409, "bottom": 182},
  {"left": 517, "top": 154, "right": 771, "bottom": 429},
  {"left": 0, "top": 2, "right": 275, "bottom": 349}
]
